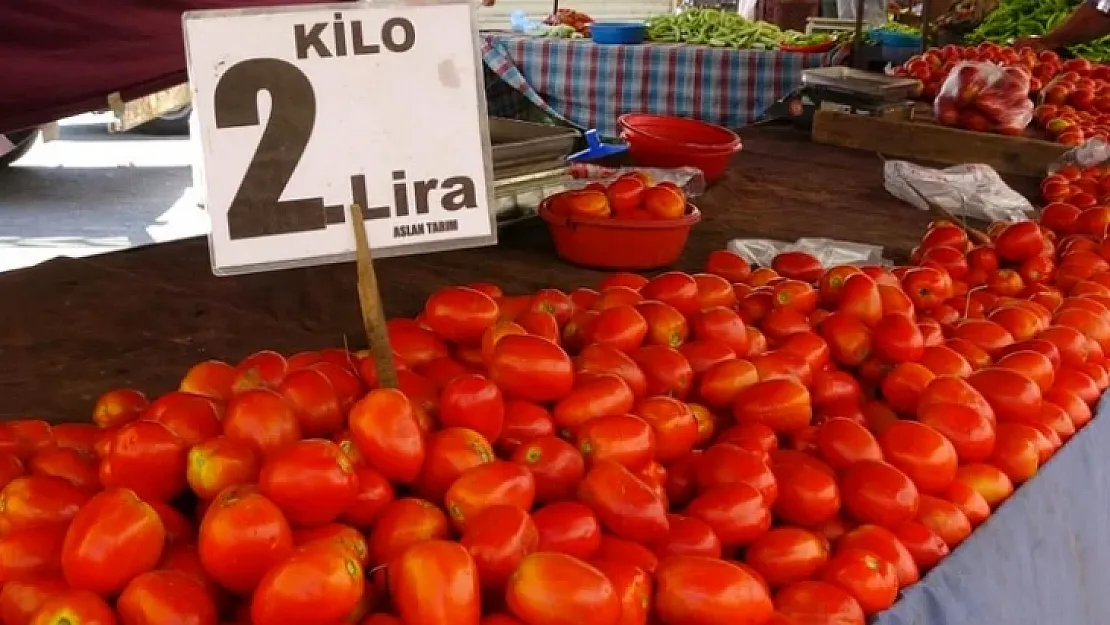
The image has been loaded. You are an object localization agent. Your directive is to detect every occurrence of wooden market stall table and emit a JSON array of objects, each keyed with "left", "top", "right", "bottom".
[
  {"left": 0, "top": 125, "right": 1106, "bottom": 625},
  {"left": 481, "top": 33, "right": 841, "bottom": 136}
]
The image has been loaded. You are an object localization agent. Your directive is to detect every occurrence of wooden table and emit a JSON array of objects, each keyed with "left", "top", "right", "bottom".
[{"left": 0, "top": 124, "right": 1032, "bottom": 421}]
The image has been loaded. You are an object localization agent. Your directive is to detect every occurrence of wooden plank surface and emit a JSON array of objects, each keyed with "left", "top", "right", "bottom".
[{"left": 811, "top": 110, "right": 1067, "bottom": 177}]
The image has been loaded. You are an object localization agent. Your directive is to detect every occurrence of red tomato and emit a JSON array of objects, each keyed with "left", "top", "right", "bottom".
[
  {"left": 27, "top": 448, "right": 98, "bottom": 495},
  {"left": 179, "top": 360, "right": 237, "bottom": 401},
  {"left": 0, "top": 577, "right": 67, "bottom": 625},
  {"left": 0, "top": 526, "right": 66, "bottom": 584},
  {"left": 416, "top": 428, "right": 495, "bottom": 505},
  {"left": 460, "top": 505, "right": 539, "bottom": 592},
  {"left": 423, "top": 286, "right": 500, "bottom": 345},
  {"left": 633, "top": 396, "right": 698, "bottom": 463},
  {"left": 595, "top": 286, "right": 645, "bottom": 311},
  {"left": 553, "top": 374, "right": 636, "bottom": 436},
  {"left": 629, "top": 346, "right": 694, "bottom": 398},
  {"left": 222, "top": 388, "right": 302, "bottom": 457},
  {"left": 917, "top": 403, "right": 996, "bottom": 464},
  {"left": 508, "top": 552, "right": 620, "bottom": 625},
  {"left": 915, "top": 494, "right": 972, "bottom": 549},
  {"left": 655, "top": 555, "right": 774, "bottom": 625},
  {"left": 635, "top": 301, "right": 689, "bottom": 348},
  {"left": 272, "top": 369, "right": 344, "bottom": 439},
  {"left": 775, "top": 581, "right": 865, "bottom": 625},
  {"left": 100, "top": 420, "right": 188, "bottom": 502},
  {"left": 917, "top": 345, "right": 973, "bottom": 377},
  {"left": 901, "top": 267, "right": 952, "bottom": 310},
  {"left": 117, "top": 570, "right": 218, "bottom": 625},
  {"left": 699, "top": 359, "right": 760, "bottom": 410},
  {"left": 650, "top": 514, "right": 722, "bottom": 559},
  {"left": 293, "top": 523, "right": 370, "bottom": 567},
  {"left": 815, "top": 418, "right": 883, "bottom": 471},
  {"left": 232, "top": 350, "right": 289, "bottom": 391},
  {"left": 92, "top": 388, "right": 149, "bottom": 430},
  {"left": 512, "top": 435, "right": 585, "bottom": 503},
  {"left": 950, "top": 319, "right": 1016, "bottom": 357},
  {"left": 61, "top": 488, "right": 165, "bottom": 596},
  {"left": 880, "top": 362, "right": 936, "bottom": 416},
  {"left": 28, "top": 590, "right": 117, "bottom": 625},
  {"left": 252, "top": 542, "right": 365, "bottom": 625},
  {"left": 198, "top": 486, "right": 294, "bottom": 594},
  {"left": 877, "top": 421, "right": 957, "bottom": 495},
  {"left": 732, "top": 378, "right": 812, "bottom": 434},
  {"left": 389, "top": 319, "right": 451, "bottom": 368},
  {"left": 892, "top": 521, "right": 950, "bottom": 572},
  {"left": 141, "top": 392, "right": 222, "bottom": 447},
  {"left": 686, "top": 484, "right": 771, "bottom": 548},
  {"left": 918, "top": 376, "right": 996, "bottom": 424},
  {"left": 576, "top": 345, "right": 650, "bottom": 399},
  {"left": 258, "top": 439, "right": 358, "bottom": 527},
  {"left": 871, "top": 313, "right": 925, "bottom": 363},
  {"left": 821, "top": 548, "right": 898, "bottom": 615},
  {"left": 696, "top": 443, "right": 777, "bottom": 506},
  {"left": 772, "top": 252, "right": 823, "bottom": 283},
  {"left": 588, "top": 559, "right": 653, "bottom": 625},
  {"left": 438, "top": 375, "right": 506, "bottom": 443},
  {"left": 579, "top": 461, "right": 669, "bottom": 544},
  {"left": 489, "top": 335, "right": 575, "bottom": 402},
  {"left": 745, "top": 528, "right": 829, "bottom": 588},
  {"left": 576, "top": 415, "right": 656, "bottom": 471},
  {"left": 989, "top": 423, "right": 1041, "bottom": 484},
  {"left": 953, "top": 463, "right": 1014, "bottom": 509},
  {"left": 517, "top": 310, "right": 562, "bottom": 344},
  {"left": 944, "top": 481, "right": 991, "bottom": 528},
  {"left": 819, "top": 313, "right": 873, "bottom": 367},
  {"left": 497, "top": 400, "right": 556, "bottom": 455},
  {"left": 591, "top": 306, "right": 649, "bottom": 351},
  {"left": 186, "top": 436, "right": 260, "bottom": 500},
  {"left": 967, "top": 367, "right": 1043, "bottom": 423},
  {"left": 0, "top": 475, "right": 88, "bottom": 534},
  {"left": 349, "top": 388, "right": 426, "bottom": 484},
  {"left": 836, "top": 524, "right": 920, "bottom": 588},
  {"left": 444, "top": 461, "right": 535, "bottom": 531},
  {"left": 705, "top": 250, "right": 753, "bottom": 283},
  {"left": 367, "top": 498, "right": 449, "bottom": 565},
  {"left": 693, "top": 307, "right": 750, "bottom": 355},
  {"left": 680, "top": 341, "right": 737, "bottom": 377},
  {"left": 532, "top": 502, "right": 603, "bottom": 560},
  {"left": 771, "top": 459, "right": 841, "bottom": 529},
  {"left": 641, "top": 272, "right": 700, "bottom": 318},
  {"left": 839, "top": 460, "right": 920, "bottom": 529}
]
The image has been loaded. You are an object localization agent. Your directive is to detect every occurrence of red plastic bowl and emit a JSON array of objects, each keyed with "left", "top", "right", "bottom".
[
  {"left": 618, "top": 114, "right": 743, "bottom": 183},
  {"left": 539, "top": 197, "right": 701, "bottom": 270}
]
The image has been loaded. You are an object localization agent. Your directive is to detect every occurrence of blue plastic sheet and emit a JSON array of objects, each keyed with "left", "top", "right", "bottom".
[{"left": 875, "top": 394, "right": 1110, "bottom": 625}]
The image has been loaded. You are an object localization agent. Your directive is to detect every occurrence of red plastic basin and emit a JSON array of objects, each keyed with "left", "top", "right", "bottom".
[
  {"left": 539, "top": 197, "right": 701, "bottom": 271},
  {"left": 618, "top": 114, "right": 743, "bottom": 183}
]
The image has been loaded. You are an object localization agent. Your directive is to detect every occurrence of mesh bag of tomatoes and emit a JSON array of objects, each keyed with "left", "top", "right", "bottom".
[
  {"left": 893, "top": 43, "right": 1063, "bottom": 101},
  {"left": 549, "top": 171, "right": 691, "bottom": 221},
  {"left": 933, "top": 61, "right": 1034, "bottom": 136}
]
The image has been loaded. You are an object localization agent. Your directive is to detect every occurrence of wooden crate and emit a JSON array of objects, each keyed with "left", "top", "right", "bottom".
[{"left": 811, "top": 109, "right": 1067, "bottom": 178}]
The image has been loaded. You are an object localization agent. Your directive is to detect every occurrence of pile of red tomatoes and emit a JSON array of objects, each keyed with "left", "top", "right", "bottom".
[{"left": 1, "top": 190, "right": 1108, "bottom": 624}]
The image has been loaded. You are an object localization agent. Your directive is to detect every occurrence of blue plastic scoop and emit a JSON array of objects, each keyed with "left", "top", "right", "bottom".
[{"left": 568, "top": 129, "right": 629, "bottom": 162}]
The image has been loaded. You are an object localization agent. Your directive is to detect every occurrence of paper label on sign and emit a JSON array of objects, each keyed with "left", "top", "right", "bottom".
[{"left": 184, "top": 1, "right": 496, "bottom": 275}]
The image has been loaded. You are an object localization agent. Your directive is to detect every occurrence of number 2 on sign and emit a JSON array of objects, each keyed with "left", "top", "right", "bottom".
[{"left": 212, "top": 58, "right": 341, "bottom": 240}]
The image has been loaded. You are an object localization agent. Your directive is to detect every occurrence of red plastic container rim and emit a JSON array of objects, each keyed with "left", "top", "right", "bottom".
[
  {"left": 618, "top": 114, "right": 743, "bottom": 154},
  {"left": 539, "top": 198, "right": 702, "bottom": 229}
]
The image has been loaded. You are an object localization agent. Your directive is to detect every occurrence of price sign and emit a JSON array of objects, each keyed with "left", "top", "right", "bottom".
[{"left": 184, "top": 0, "right": 496, "bottom": 275}]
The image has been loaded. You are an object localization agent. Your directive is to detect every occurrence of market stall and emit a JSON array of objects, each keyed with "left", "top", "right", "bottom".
[
  {"left": 481, "top": 13, "right": 845, "bottom": 135},
  {"left": 7, "top": 2, "right": 1110, "bottom": 623}
]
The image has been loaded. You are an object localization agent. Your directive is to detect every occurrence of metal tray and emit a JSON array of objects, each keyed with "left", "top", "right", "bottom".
[
  {"left": 489, "top": 118, "right": 580, "bottom": 173},
  {"left": 802, "top": 67, "right": 921, "bottom": 102}
]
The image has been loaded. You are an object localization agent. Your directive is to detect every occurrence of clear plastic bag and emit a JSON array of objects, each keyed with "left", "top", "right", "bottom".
[
  {"left": 1049, "top": 136, "right": 1110, "bottom": 174},
  {"left": 883, "top": 160, "right": 1033, "bottom": 222},
  {"left": 727, "top": 238, "right": 888, "bottom": 268},
  {"left": 565, "top": 164, "right": 707, "bottom": 198},
  {"left": 836, "top": 0, "right": 887, "bottom": 26},
  {"left": 933, "top": 62, "right": 1034, "bottom": 136}
]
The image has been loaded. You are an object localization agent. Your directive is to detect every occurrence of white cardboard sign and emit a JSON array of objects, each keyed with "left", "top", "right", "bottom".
[{"left": 184, "top": 1, "right": 496, "bottom": 275}]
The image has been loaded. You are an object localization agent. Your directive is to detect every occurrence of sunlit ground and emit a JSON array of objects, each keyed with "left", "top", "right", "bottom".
[{"left": 0, "top": 113, "right": 210, "bottom": 272}]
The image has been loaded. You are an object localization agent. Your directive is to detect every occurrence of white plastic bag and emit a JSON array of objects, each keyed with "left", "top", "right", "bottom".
[
  {"left": 727, "top": 237, "right": 888, "bottom": 268},
  {"left": 883, "top": 160, "right": 1033, "bottom": 222},
  {"left": 837, "top": 0, "right": 887, "bottom": 26},
  {"left": 1049, "top": 136, "right": 1110, "bottom": 174}
]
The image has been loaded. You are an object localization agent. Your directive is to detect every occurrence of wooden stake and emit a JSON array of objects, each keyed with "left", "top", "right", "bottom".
[{"left": 350, "top": 204, "right": 399, "bottom": 389}]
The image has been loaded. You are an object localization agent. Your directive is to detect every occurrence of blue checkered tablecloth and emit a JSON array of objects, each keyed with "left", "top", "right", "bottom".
[{"left": 481, "top": 33, "right": 843, "bottom": 137}]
